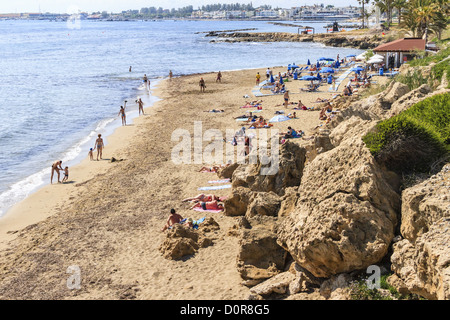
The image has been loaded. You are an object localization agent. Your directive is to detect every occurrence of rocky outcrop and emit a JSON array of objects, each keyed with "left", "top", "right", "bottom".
[
  {"left": 400, "top": 164, "right": 450, "bottom": 242},
  {"left": 231, "top": 141, "right": 306, "bottom": 196},
  {"left": 159, "top": 217, "right": 219, "bottom": 260},
  {"left": 207, "top": 31, "right": 385, "bottom": 49},
  {"left": 389, "top": 164, "right": 450, "bottom": 299},
  {"left": 390, "top": 218, "right": 450, "bottom": 300},
  {"left": 237, "top": 218, "right": 287, "bottom": 284},
  {"left": 277, "top": 137, "right": 400, "bottom": 278}
]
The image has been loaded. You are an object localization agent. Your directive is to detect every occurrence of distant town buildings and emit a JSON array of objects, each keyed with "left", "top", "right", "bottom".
[{"left": 0, "top": 4, "right": 361, "bottom": 21}]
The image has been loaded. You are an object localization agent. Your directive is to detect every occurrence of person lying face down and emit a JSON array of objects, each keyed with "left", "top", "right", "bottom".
[{"left": 190, "top": 200, "right": 224, "bottom": 211}]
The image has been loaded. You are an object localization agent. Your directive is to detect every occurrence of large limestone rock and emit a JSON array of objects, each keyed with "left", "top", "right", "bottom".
[
  {"left": 237, "top": 221, "right": 287, "bottom": 282},
  {"left": 388, "top": 84, "right": 432, "bottom": 117},
  {"left": 231, "top": 141, "right": 306, "bottom": 196},
  {"left": 277, "top": 137, "right": 400, "bottom": 278},
  {"left": 400, "top": 164, "right": 450, "bottom": 242},
  {"left": 389, "top": 164, "right": 450, "bottom": 299},
  {"left": 329, "top": 116, "right": 377, "bottom": 147},
  {"left": 390, "top": 218, "right": 450, "bottom": 300}
]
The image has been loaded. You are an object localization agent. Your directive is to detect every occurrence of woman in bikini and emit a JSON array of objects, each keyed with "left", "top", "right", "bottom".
[
  {"left": 182, "top": 194, "right": 220, "bottom": 203},
  {"left": 51, "top": 160, "right": 63, "bottom": 184},
  {"left": 118, "top": 106, "right": 126, "bottom": 126},
  {"left": 190, "top": 200, "right": 224, "bottom": 211},
  {"left": 94, "top": 134, "right": 104, "bottom": 161}
]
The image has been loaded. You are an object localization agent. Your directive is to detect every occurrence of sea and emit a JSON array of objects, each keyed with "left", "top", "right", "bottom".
[{"left": 0, "top": 19, "right": 363, "bottom": 216}]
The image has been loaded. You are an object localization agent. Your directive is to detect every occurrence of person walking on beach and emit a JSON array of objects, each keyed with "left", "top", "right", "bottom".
[
  {"left": 143, "top": 74, "right": 148, "bottom": 90},
  {"left": 216, "top": 71, "right": 222, "bottom": 83},
  {"left": 266, "top": 68, "right": 271, "bottom": 80},
  {"left": 137, "top": 98, "right": 144, "bottom": 116},
  {"left": 199, "top": 78, "right": 206, "bottom": 92},
  {"left": 169, "top": 70, "right": 173, "bottom": 80},
  {"left": 118, "top": 106, "right": 126, "bottom": 126},
  {"left": 51, "top": 160, "right": 63, "bottom": 184},
  {"left": 284, "top": 90, "right": 290, "bottom": 108},
  {"left": 256, "top": 72, "right": 261, "bottom": 86},
  {"left": 94, "top": 134, "right": 104, "bottom": 161},
  {"left": 161, "top": 208, "right": 183, "bottom": 232},
  {"left": 129, "top": 66, "right": 132, "bottom": 72}
]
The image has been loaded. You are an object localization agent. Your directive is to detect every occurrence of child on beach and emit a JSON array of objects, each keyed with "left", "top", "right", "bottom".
[
  {"left": 62, "top": 167, "right": 69, "bottom": 183},
  {"left": 88, "top": 148, "right": 94, "bottom": 161}
]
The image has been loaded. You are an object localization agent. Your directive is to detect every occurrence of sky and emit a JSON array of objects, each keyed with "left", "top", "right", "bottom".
[{"left": 0, "top": 0, "right": 361, "bottom": 14}]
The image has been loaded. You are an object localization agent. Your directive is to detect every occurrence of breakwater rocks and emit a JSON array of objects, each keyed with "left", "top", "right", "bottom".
[{"left": 206, "top": 31, "right": 384, "bottom": 49}]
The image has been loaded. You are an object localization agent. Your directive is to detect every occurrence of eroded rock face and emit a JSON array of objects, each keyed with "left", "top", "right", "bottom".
[
  {"left": 389, "top": 164, "right": 450, "bottom": 299},
  {"left": 390, "top": 218, "right": 450, "bottom": 300},
  {"left": 277, "top": 137, "right": 400, "bottom": 278},
  {"left": 400, "top": 164, "right": 450, "bottom": 242},
  {"left": 237, "top": 222, "right": 287, "bottom": 281},
  {"left": 159, "top": 218, "right": 219, "bottom": 260},
  {"left": 231, "top": 141, "right": 306, "bottom": 196}
]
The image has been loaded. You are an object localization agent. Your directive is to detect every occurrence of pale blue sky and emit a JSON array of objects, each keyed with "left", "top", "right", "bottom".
[{"left": 1, "top": 0, "right": 361, "bottom": 14}]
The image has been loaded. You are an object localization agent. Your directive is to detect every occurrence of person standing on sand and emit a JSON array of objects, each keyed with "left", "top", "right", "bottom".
[
  {"left": 256, "top": 72, "right": 261, "bottom": 86},
  {"left": 216, "top": 71, "right": 222, "bottom": 83},
  {"left": 118, "top": 106, "right": 126, "bottom": 126},
  {"left": 62, "top": 166, "right": 69, "bottom": 183},
  {"left": 137, "top": 98, "right": 144, "bottom": 116},
  {"left": 51, "top": 160, "right": 63, "bottom": 184},
  {"left": 169, "top": 70, "right": 173, "bottom": 80},
  {"left": 284, "top": 90, "right": 290, "bottom": 108},
  {"left": 94, "top": 134, "right": 104, "bottom": 161},
  {"left": 161, "top": 208, "right": 183, "bottom": 232},
  {"left": 199, "top": 77, "right": 206, "bottom": 92}
]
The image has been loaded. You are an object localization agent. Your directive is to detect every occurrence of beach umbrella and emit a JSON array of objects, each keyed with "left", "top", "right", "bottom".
[
  {"left": 367, "top": 57, "right": 384, "bottom": 64},
  {"left": 279, "top": 77, "right": 284, "bottom": 85},
  {"left": 307, "top": 59, "right": 311, "bottom": 65},
  {"left": 356, "top": 52, "right": 367, "bottom": 60},
  {"left": 270, "top": 74, "right": 275, "bottom": 83},
  {"left": 319, "top": 67, "right": 334, "bottom": 73},
  {"left": 346, "top": 54, "right": 356, "bottom": 58},
  {"left": 318, "top": 57, "right": 335, "bottom": 61},
  {"left": 372, "top": 54, "right": 384, "bottom": 60},
  {"left": 316, "top": 61, "right": 320, "bottom": 68},
  {"left": 300, "top": 75, "right": 319, "bottom": 81},
  {"left": 335, "top": 60, "right": 340, "bottom": 68},
  {"left": 350, "top": 67, "right": 364, "bottom": 72},
  {"left": 269, "top": 115, "right": 291, "bottom": 123},
  {"left": 291, "top": 64, "right": 299, "bottom": 69}
]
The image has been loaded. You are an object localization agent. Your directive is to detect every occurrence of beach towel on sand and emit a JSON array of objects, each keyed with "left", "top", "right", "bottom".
[
  {"left": 194, "top": 207, "right": 223, "bottom": 213},
  {"left": 198, "top": 185, "right": 231, "bottom": 191},
  {"left": 208, "top": 179, "right": 231, "bottom": 184}
]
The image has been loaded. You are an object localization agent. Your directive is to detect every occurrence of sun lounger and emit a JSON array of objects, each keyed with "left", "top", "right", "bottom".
[{"left": 198, "top": 185, "right": 232, "bottom": 191}]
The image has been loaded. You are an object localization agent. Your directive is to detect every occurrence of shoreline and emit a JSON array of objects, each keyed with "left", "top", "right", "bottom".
[
  {"left": 0, "top": 65, "right": 342, "bottom": 299},
  {"left": 0, "top": 81, "right": 161, "bottom": 248}
]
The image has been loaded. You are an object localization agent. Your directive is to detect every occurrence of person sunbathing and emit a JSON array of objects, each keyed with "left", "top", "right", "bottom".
[
  {"left": 287, "top": 112, "right": 297, "bottom": 119},
  {"left": 205, "top": 109, "right": 225, "bottom": 113},
  {"left": 234, "top": 112, "right": 252, "bottom": 119},
  {"left": 182, "top": 194, "right": 220, "bottom": 203},
  {"left": 190, "top": 200, "right": 224, "bottom": 211},
  {"left": 199, "top": 163, "right": 230, "bottom": 173}
]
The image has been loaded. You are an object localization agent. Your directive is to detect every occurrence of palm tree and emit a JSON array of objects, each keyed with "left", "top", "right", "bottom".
[
  {"left": 374, "top": 0, "right": 395, "bottom": 26},
  {"left": 393, "top": 0, "right": 406, "bottom": 24},
  {"left": 358, "top": 0, "right": 371, "bottom": 28},
  {"left": 413, "top": 0, "right": 439, "bottom": 42}
]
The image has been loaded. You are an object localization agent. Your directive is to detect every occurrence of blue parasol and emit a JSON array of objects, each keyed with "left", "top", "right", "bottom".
[
  {"left": 318, "top": 57, "right": 335, "bottom": 61},
  {"left": 300, "top": 75, "right": 319, "bottom": 81},
  {"left": 346, "top": 54, "right": 356, "bottom": 57},
  {"left": 270, "top": 74, "right": 275, "bottom": 83},
  {"left": 279, "top": 77, "right": 284, "bottom": 84},
  {"left": 307, "top": 59, "right": 311, "bottom": 65},
  {"left": 319, "top": 67, "right": 334, "bottom": 73}
]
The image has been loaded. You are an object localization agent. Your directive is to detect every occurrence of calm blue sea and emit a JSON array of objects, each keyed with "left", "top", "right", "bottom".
[{"left": 0, "top": 19, "right": 362, "bottom": 216}]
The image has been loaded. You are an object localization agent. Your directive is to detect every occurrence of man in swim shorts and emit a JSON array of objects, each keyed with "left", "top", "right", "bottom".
[{"left": 199, "top": 78, "right": 206, "bottom": 92}]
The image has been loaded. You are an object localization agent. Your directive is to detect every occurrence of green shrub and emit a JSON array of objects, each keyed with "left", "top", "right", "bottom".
[{"left": 363, "top": 93, "right": 450, "bottom": 174}]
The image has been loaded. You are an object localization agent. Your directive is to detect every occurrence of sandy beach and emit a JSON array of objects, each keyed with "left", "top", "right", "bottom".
[{"left": 0, "top": 66, "right": 336, "bottom": 299}]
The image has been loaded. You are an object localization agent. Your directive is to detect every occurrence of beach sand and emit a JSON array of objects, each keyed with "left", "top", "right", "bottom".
[{"left": 0, "top": 66, "right": 336, "bottom": 299}]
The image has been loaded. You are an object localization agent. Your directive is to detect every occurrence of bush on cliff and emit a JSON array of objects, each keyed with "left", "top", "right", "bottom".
[{"left": 363, "top": 93, "right": 450, "bottom": 173}]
